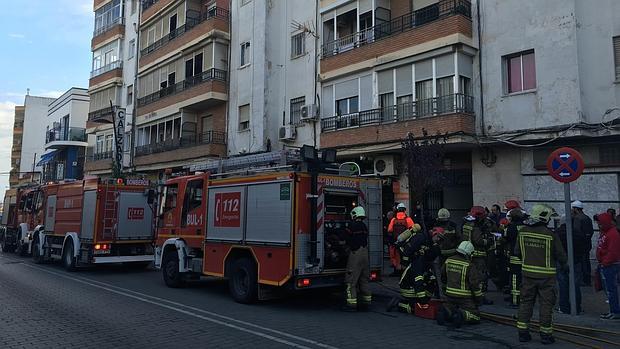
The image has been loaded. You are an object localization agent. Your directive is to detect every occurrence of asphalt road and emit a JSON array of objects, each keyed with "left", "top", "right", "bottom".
[{"left": 0, "top": 252, "right": 576, "bottom": 349}]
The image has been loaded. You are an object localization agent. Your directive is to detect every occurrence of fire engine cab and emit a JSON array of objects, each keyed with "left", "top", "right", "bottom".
[{"left": 154, "top": 148, "right": 383, "bottom": 303}]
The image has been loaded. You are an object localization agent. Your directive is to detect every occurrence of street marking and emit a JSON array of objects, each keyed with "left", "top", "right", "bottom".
[{"left": 0, "top": 255, "right": 337, "bottom": 349}]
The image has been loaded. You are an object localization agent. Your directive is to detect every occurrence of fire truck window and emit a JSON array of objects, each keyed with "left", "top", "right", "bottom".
[
  {"left": 161, "top": 184, "right": 178, "bottom": 215},
  {"left": 34, "top": 192, "right": 44, "bottom": 211},
  {"left": 182, "top": 179, "right": 203, "bottom": 222},
  {"left": 24, "top": 193, "right": 34, "bottom": 212}
]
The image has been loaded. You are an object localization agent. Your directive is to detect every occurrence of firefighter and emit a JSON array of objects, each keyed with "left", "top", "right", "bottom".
[
  {"left": 432, "top": 208, "right": 460, "bottom": 297},
  {"left": 515, "top": 204, "right": 567, "bottom": 344},
  {"left": 505, "top": 202, "right": 527, "bottom": 308},
  {"left": 386, "top": 223, "right": 436, "bottom": 313},
  {"left": 438, "top": 240, "right": 483, "bottom": 327},
  {"left": 387, "top": 203, "right": 415, "bottom": 276},
  {"left": 461, "top": 206, "right": 494, "bottom": 305},
  {"left": 343, "top": 206, "right": 372, "bottom": 312}
]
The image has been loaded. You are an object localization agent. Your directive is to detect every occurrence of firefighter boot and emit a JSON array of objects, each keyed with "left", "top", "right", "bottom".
[
  {"left": 540, "top": 333, "right": 555, "bottom": 345},
  {"left": 518, "top": 331, "right": 532, "bottom": 343},
  {"left": 437, "top": 306, "right": 450, "bottom": 326},
  {"left": 451, "top": 310, "right": 464, "bottom": 328}
]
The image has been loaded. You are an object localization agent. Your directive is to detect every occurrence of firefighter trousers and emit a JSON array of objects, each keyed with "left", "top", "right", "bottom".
[
  {"left": 444, "top": 296, "right": 480, "bottom": 324},
  {"left": 509, "top": 262, "right": 522, "bottom": 306},
  {"left": 472, "top": 257, "right": 488, "bottom": 292},
  {"left": 398, "top": 259, "right": 433, "bottom": 313},
  {"left": 517, "top": 276, "right": 556, "bottom": 335},
  {"left": 345, "top": 247, "right": 371, "bottom": 308},
  {"left": 389, "top": 244, "right": 401, "bottom": 271}
]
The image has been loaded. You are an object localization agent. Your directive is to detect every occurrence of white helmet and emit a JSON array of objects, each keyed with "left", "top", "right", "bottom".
[
  {"left": 456, "top": 241, "right": 475, "bottom": 257},
  {"left": 397, "top": 203, "right": 407, "bottom": 211},
  {"left": 571, "top": 200, "right": 584, "bottom": 209}
]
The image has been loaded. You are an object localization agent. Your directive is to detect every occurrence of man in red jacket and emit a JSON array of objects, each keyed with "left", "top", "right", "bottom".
[{"left": 595, "top": 212, "right": 620, "bottom": 320}]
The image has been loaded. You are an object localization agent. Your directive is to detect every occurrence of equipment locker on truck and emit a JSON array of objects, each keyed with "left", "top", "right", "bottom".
[{"left": 155, "top": 148, "right": 383, "bottom": 303}]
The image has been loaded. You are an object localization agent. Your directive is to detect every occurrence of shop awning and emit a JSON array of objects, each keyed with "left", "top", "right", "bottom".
[{"left": 36, "top": 150, "right": 58, "bottom": 167}]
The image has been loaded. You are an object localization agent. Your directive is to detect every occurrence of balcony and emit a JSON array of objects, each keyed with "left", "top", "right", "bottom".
[
  {"left": 137, "top": 68, "right": 227, "bottom": 116},
  {"left": 320, "top": 93, "right": 475, "bottom": 148},
  {"left": 84, "top": 147, "right": 113, "bottom": 173},
  {"left": 139, "top": 7, "right": 230, "bottom": 67},
  {"left": 321, "top": 0, "right": 472, "bottom": 73},
  {"left": 134, "top": 131, "right": 227, "bottom": 167},
  {"left": 88, "top": 105, "right": 118, "bottom": 123},
  {"left": 45, "top": 127, "right": 88, "bottom": 149},
  {"left": 92, "top": 17, "right": 125, "bottom": 49},
  {"left": 91, "top": 60, "right": 123, "bottom": 78},
  {"left": 89, "top": 61, "right": 123, "bottom": 88}
]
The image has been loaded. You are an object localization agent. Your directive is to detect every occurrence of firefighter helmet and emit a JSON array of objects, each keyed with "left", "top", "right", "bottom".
[
  {"left": 528, "top": 204, "right": 556, "bottom": 224},
  {"left": 468, "top": 206, "right": 487, "bottom": 220},
  {"left": 456, "top": 241, "right": 475, "bottom": 257},
  {"left": 437, "top": 208, "right": 450, "bottom": 221},
  {"left": 397, "top": 203, "right": 407, "bottom": 212},
  {"left": 504, "top": 200, "right": 521, "bottom": 211},
  {"left": 350, "top": 206, "right": 366, "bottom": 220}
]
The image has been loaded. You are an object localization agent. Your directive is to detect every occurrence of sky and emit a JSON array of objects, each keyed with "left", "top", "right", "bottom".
[{"left": 0, "top": 0, "right": 93, "bottom": 200}]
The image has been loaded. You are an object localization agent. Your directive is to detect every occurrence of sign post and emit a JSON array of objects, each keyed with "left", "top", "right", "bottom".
[{"left": 546, "top": 147, "right": 585, "bottom": 316}]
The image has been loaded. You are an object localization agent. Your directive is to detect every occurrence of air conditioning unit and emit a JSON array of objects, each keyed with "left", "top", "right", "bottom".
[
  {"left": 373, "top": 155, "right": 397, "bottom": 176},
  {"left": 300, "top": 104, "right": 318, "bottom": 121},
  {"left": 278, "top": 125, "right": 297, "bottom": 141}
]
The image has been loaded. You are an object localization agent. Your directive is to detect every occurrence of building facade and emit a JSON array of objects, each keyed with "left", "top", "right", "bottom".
[
  {"left": 473, "top": 0, "right": 620, "bottom": 217},
  {"left": 132, "top": 0, "right": 230, "bottom": 179},
  {"left": 9, "top": 106, "right": 25, "bottom": 187},
  {"left": 40, "top": 88, "right": 90, "bottom": 182},
  {"left": 317, "top": 0, "right": 476, "bottom": 216},
  {"left": 86, "top": 0, "right": 140, "bottom": 177},
  {"left": 226, "top": 0, "right": 319, "bottom": 156}
]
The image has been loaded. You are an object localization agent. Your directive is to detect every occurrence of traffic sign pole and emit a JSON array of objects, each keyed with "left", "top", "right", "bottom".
[{"left": 564, "top": 183, "right": 577, "bottom": 316}]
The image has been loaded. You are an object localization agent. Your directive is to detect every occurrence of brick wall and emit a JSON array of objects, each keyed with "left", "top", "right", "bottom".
[
  {"left": 141, "top": 0, "right": 176, "bottom": 25},
  {"left": 136, "top": 80, "right": 227, "bottom": 116},
  {"left": 92, "top": 24, "right": 125, "bottom": 50},
  {"left": 321, "top": 15, "right": 471, "bottom": 73},
  {"left": 89, "top": 68, "right": 123, "bottom": 88},
  {"left": 139, "top": 18, "right": 228, "bottom": 68},
  {"left": 390, "top": 0, "right": 411, "bottom": 18},
  {"left": 320, "top": 113, "right": 474, "bottom": 148}
]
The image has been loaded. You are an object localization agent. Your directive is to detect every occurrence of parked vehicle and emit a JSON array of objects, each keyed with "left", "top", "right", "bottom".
[
  {"left": 25, "top": 179, "right": 157, "bottom": 270},
  {"left": 0, "top": 185, "right": 42, "bottom": 255},
  {"left": 155, "top": 149, "right": 383, "bottom": 303}
]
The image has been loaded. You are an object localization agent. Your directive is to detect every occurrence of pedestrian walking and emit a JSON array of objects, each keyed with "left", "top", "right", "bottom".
[
  {"left": 437, "top": 241, "right": 483, "bottom": 327},
  {"left": 343, "top": 206, "right": 371, "bottom": 312},
  {"left": 387, "top": 203, "right": 414, "bottom": 276},
  {"left": 462, "top": 206, "right": 494, "bottom": 305},
  {"left": 555, "top": 216, "right": 586, "bottom": 314},
  {"left": 571, "top": 200, "right": 594, "bottom": 286},
  {"left": 515, "top": 204, "right": 567, "bottom": 345},
  {"left": 595, "top": 212, "right": 620, "bottom": 320}
]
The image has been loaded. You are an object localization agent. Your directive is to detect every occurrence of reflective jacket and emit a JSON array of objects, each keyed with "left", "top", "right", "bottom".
[
  {"left": 514, "top": 224, "right": 567, "bottom": 278},
  {"left": 434, "top": 220, "right": 460, "bottom": 257},
  {"left": 462, "top": 221, "right": 492, "bottom": 258},
  {"left": 441, "top": 254, "right": 483, "bottom": 298}
]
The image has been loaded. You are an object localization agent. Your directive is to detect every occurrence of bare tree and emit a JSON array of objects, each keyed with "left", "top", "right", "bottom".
[{"left": 401, "top": 130, "right": 448, "bottom": 232}]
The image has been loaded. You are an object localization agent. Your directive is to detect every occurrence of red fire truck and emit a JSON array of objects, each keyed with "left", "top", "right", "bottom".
[
  {"left": 154, "top": 149, "right": 383, "bottom": 303},
  {"left": 21, "top": 179, "right": 157, "bottom": 270},
  {"left": 0, "top": 185, "right": 43, "bottom": 254}
]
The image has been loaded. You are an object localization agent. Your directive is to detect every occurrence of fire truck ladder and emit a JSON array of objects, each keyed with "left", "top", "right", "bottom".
[
  {"left": 187, "top": 149, "right": 303, "bottom": 174},
  {"left": 101, "top": 185, "right": 118, "bottom": 240}
]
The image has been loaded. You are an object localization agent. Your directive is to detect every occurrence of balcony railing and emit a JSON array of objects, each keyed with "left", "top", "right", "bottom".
[
  {"left": 135, "top": 131, "right": 226, "bottom": 156},
  {"left": 321, "top": 0, "right": 471, "bottom": 58},
  {"left": 93, "top": 16, "right": 124, "bottom": 37},
  {"left": 321, "top": 93, "right": 474, "bottom": 132},
  {"left": 90, "top": 60, "right": 123, "bottom": 78},
  {"left": 137, "top": 68, "right": 227, "bottom": 107},
  {"left": 46, "top": 127, "right": 87, "bottom": 144},
  {"left": 141, "top": 0, "right": 159, "bottom": 12},
  {"left": 140, "top": 7, "right": 230, "bottom": 57},
  {"left": 88, "top": 105, "right": 117, "bottom": 122}
]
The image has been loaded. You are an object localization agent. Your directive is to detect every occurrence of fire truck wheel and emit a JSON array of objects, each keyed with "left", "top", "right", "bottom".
[
  {"left": 229, "top": 258, "right": 258, "bottom": 304},
  {"left": 62, "top": 241, "right": 77, "bottom": 272},
  {"left": 32, "top": 238, "right": 43, "bottom": 264},
  {"left": 162, "top": 250, "right": 185, "bottom": 288}
]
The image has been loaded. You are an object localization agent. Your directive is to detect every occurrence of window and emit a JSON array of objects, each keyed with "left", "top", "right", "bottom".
[
  {"left": 239, "top": 104, "right": 250, "bottom": 131},
  {"left": 416, "top": 80, "right": 433, "bottom": 116},
  {"left": 336, "top": 96, "right": 359, "bottom": 115},
  {"left": 127, "top": 85, "right": 133, "bottom": 105},
  {"left": 291, "top": 33, "right": 305, "bottom": 58},
  {"left": 614, "top": 36, "right": 620, "bottom": 81},
  {"left": 379, "top": 93, "right": 394, "bottom": 121},
  {"left": 241, "top": 42, "right": 251, "bottom": 66},
  {"left": 194, "top": 53, "right": 203, "bottom": 76},
  {"left": 396, "top": 94, "right": 413, "bottom": 119},
  {"left": 160, "top": 184, "right": 178, "bottom": 217},
  {"left": 242, "top": 0, "right": 252, "bottom": 5},
  {"left": 185, "top": 58, "right": 194, "bottom": 79},
  {"left": 131, "top": 0, "right": 137, "bottom": 15},
  {"left": 436, "top": 76, "right": 454, "bottom": 113},
  {"left": 128, "top": 39, "right": 135, "bottom": 59},
  {"left": 94, "top": 0, "right": 121, "bottom": 35},
  {"left": 105, "top": 134, "right": 113, "bottom": 152},
  {"left": 96, "top": 135, "right": 104, "bottom": 153},
  {"left": 460, "top": 76, "right": 472, "bottom": 96},
  {"left": 504, "top": 50, "right": 536, "bottom": 93},
  {"left": 289, "top": 96, "right": 305, "bottom": 125},
  {"left": 182, "top": 179, "right": 204, "bottom": 225}
]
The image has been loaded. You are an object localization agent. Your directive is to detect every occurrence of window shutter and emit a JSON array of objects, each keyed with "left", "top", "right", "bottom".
[
  {"left": 239, "top": 104, "right": 250, "bottom": 123},
  {"left": 614, "top": 36, "right": 620, "bottom": 81}
]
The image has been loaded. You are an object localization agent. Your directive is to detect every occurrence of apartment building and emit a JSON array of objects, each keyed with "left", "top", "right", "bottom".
[
  {"left": 132, "top": 0, "right": 230, "bottom": 178},
  {"left": 226, "top": 0, "right": 319, "bottom": 155},
  {"left": 317, "top": 0, "right": 476, "bottom": 215},
  {"left": 11, "top": 95, "right": 56, "bottom": 186},
  {"left": 472, "top": 0, "right": 620, "bottom": 216},
  {"left": 86, "top": 0, "right": 140, "bottom": 176},
  {"left": 39, "top": 88, "right": 90, "bottom": 182}
]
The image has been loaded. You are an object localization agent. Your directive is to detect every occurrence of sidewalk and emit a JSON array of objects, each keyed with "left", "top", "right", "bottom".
[{"left": 370, "top": 260, "right": 618, "bottom": 332}]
